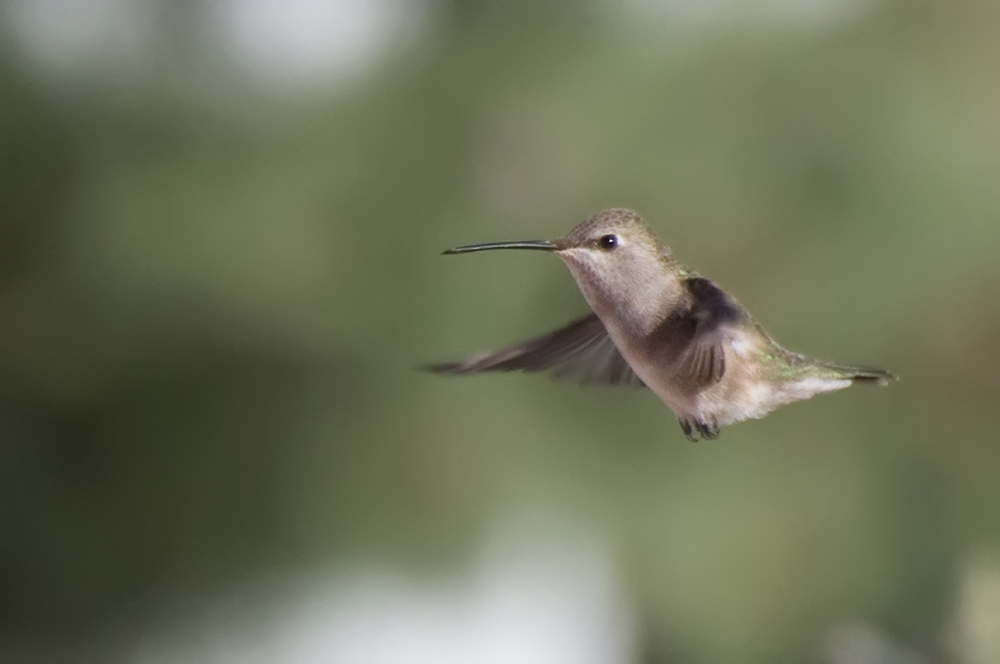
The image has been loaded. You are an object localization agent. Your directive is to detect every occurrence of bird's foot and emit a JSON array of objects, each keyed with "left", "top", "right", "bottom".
[
  {"left": 679, "top": 418, "right": 698, "bottom": 442},
  {"left": 678, "top": 417, "right": 720, "bottom": 442},
  {"left": 696, "top": 417, "right": 720, "bottom": 440}
]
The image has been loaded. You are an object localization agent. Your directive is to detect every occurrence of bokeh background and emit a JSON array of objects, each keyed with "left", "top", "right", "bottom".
[{"left": 1, "top": 0, "right": 999, "bottom": 662}]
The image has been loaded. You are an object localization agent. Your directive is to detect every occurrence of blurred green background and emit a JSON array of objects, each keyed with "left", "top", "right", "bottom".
[{"left": 1, "top": 0, "right": 998, "bottom": 662}]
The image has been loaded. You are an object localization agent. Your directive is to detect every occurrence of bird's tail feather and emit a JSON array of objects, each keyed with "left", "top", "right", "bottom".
[{"left": 822, "top": 363, "right": 896, "bottom": 386}]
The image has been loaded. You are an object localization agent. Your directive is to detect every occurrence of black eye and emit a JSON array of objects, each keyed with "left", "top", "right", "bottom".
[{"left": 599, "top": 234, "right": 618, "bottom": 250}]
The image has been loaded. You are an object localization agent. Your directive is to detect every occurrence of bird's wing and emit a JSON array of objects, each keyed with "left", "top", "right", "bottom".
[
  {"left": 426, "top": 313, "right": 646, "bottom": 388},
  {"left": 671, "top": 276, "right": 747, "bottom": 388}
]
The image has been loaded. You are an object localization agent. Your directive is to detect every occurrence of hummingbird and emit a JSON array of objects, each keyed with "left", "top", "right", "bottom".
[{"left": 428, "top": 208, "right": 894, "bottom": 441}]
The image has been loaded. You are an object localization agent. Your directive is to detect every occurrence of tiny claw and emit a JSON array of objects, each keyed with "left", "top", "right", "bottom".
[
  {"left": 679, "top": 419, "right": 700, "bottom": 443},
  {"left": 694, "top": 417, "right": 720, "bottom": 440}
]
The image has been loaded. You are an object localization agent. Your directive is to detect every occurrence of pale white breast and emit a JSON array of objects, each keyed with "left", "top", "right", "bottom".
[
  {"left": 728, "top": 335, "right": 753, "bottom": 358},
  {"left": 784, "top": 376, "right": 852, "bottom": 400}
]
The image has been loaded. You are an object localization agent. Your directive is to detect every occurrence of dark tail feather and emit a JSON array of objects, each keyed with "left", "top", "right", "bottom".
[{"left": 825, "top": 363, "right": 897, "bottom": 387}]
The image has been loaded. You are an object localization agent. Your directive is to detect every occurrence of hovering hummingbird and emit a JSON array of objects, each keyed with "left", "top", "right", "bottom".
[{"left": 428, "top": 208, "right": 894, "bottom": 441}]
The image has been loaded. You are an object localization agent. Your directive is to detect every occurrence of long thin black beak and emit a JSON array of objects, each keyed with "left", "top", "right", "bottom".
[{"left": 442, "top": 239, "right": 556, "bottom": 255}]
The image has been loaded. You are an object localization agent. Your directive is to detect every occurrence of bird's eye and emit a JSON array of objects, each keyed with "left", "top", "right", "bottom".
[{"left": 599, "top": 234, "right": 618, "bottom": 250}]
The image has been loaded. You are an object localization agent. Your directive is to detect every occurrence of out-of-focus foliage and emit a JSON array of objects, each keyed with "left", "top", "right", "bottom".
[{"left": 0, "top": 0, "right": 998, "bottom": 661}]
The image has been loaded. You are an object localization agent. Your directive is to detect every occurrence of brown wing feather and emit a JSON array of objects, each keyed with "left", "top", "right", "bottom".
[
  {"left": 675, "top": 276, "right": 748, "bottom": 387},
  {"left": 426, "top": 313, "right": 646, "bottom": 388},
  {"left": 645, "top": 276, "right": 747, "bottom": 391}
]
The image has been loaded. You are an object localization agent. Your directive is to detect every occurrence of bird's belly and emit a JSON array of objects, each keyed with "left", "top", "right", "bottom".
[
  {"left": 595, "top": 324, "right": 695, "bottom": 418},
  {"left": 634, "top": 361, "right": 771, "bottom": 426},
  {"left": 642, "top": 368, "right": 697, "bottom": 413},
  {"left": 609, "top": 321, "right": 857, "bottom": 427},
  {"left": 617, "top": 351, "right": 700, "bottom": 419},
  {"left": 696, "top": 374, "right": 853, "bottom": 425},
  {"left": 695, "top": 380, "right": 779, "bottom": 425},
  {"left": 622, "top": 331, "right": 770, "bottom": 425}
]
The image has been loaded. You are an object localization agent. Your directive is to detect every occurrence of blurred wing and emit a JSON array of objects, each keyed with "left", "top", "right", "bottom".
[
  {"left": 426, "top": 313, "right": 646, "bottom": 388},
  {"left": 672, "top": 277, "right": 747, "bottom": 388}
]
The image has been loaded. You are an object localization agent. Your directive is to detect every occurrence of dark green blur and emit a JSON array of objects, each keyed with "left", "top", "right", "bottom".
[{"left": 1, "top": 0, "right": 998, "bottom": 661}]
